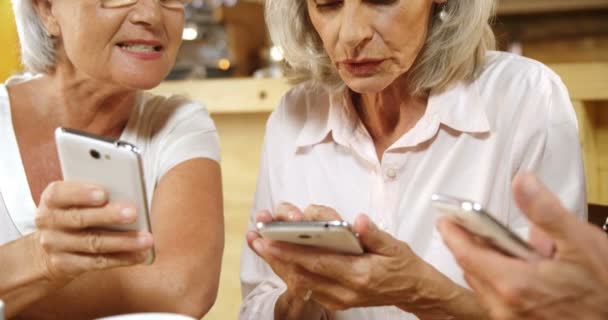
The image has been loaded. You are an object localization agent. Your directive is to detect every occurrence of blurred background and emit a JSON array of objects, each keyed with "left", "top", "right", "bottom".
[
  {"left": 2, "top": 0, "right": 608, "bottom": 82},
  {"left": 1, "top": 1, "right": 608, "bottom": 319}
]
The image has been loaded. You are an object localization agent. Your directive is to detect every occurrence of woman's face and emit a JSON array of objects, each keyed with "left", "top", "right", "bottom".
[
  {"left": 307, "top": 0, "right": 440, "bottom": 94},
  {"left": 39, "top": 0, "right": 186, "bottom": 89}
]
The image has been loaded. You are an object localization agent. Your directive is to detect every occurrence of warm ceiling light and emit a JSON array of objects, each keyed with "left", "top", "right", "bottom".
[
  {"left": 270, "top": 46, "right": 284, "bottom": 62},
  {"left": 182, "top": 26, "right": 198, "bottom": 41},
  {"left": 218, "top": 58, "right": 231, "bottom": 70}
]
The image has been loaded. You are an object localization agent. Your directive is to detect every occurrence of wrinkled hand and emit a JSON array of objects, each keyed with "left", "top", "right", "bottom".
[
  {"left": 32, "top": 181, "right": 154, "bottom": 282},
  {"left": 438, "top": 172, "right": 608, "bottom": 320},
  {"left": 247, "top": 203, "right": 455, "bottom": 314}
]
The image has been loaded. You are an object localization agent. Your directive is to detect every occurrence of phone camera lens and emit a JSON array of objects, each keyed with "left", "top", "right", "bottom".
[{"left": 90, "top": 149, "right": 101, "bottom": 159}]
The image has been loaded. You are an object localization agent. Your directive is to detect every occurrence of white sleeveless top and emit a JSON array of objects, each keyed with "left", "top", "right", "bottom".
[{"left": 0, "top": 74, "right": 220, "bottom": 245}]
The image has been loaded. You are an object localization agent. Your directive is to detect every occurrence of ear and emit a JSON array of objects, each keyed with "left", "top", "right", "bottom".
[{"left": 32, "top": 0, "right": 61, "bottom": 37}]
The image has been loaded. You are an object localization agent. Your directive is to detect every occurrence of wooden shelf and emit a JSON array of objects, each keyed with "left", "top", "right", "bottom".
[
  {"left": 150, "top": 63, "right": 608, "bottom": 114},
  {"left": 150, "top": 77, "right": 290, "bottom": 114},
  {"left": 498, "top": 0, "right": 608, "bottom": 15}
]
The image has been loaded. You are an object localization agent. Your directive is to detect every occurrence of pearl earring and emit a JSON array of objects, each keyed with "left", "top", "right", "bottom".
[{"left": 438, "top": 4, "right": 449, "bottom": 22}]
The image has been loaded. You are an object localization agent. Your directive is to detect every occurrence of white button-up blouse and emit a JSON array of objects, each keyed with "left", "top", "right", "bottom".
[{"left": 239, "top": 52, "right": 586, "bottom": 320}]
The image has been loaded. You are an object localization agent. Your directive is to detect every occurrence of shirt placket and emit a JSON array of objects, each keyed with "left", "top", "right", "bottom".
[{"left": 378, "top": 153, "right": 405, "bottom": 235}]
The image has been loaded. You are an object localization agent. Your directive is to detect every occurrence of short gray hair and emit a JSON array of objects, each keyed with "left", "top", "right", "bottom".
[
  {"left": 11, "top": 0, "right": 56, "bottom": 74},
  {"left": 265, "top": 0, "right": 496, "bottom": 95}
]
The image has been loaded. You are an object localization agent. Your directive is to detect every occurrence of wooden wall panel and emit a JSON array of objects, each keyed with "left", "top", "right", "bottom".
[
  {"left": 0, "top": 1, "right": 20, "bottom": 81},
  {"left": 498, "top": 0, "right": 608, "bottom": 15},
  {"left": 203, "top": 112, "right": 269, "bottom": 320}
]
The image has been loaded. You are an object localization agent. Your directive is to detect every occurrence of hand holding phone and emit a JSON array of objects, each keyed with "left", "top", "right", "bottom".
[
  {"left": 55, "top": 127, "right": 155, "bottom": 264},
  {"left": 432, "top": 194, "right": 541, "bottom": 261},
  {"left": 256, "top": 220, "right": 364, "bottom": 255}
]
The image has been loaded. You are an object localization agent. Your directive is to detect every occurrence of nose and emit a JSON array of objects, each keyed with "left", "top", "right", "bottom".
[
  {"left": 338, "top": 3, "right": 373, "bottom": 56},
  {"left": 128, "top": 0, "right": 163, "bottom": 27}
]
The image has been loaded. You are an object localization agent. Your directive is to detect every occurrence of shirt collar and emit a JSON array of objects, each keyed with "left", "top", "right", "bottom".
[
  {"left": 295, "top": 87, "right": 355, "bottom": 148},
  {"left": 294, "top": 81, "right": 490, "bottom": 150},
  {"left": 427, "top": 81, "right": 491, "bottom": 134}
]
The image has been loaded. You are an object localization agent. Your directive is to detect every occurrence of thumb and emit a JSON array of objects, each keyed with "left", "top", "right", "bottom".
[
  {"left": 354, "top": 214, "right": 402, "bottom": 256},
  {"left": 512, "top": 172, "right": 578, "bottom": 243}
]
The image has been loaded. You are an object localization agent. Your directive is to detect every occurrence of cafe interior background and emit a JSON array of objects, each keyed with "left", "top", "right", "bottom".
[{"left": 1, "top": 0, "right": 608, "bottom": 319}]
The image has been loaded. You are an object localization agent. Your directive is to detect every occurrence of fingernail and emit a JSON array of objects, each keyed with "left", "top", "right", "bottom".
[
  {"left": 90, "top": 190, "right": 106, "bottom": 203},
  {"left": 288, "top": 210, "right": 297, "bottom": 221},
  {"left": 436, "top": 217, "right": 448, "bottom": 230},
  {"left": 252, "top": 239, "right": 265, "bottom": 253},
  {"left": 138, "top": 233, "right": 152, "bottom": 245},
  {"left": 520, "top": 176, "right": 539, "bottom": 200},
  {"left": 267, "top": 244, "right": 281, "bottom": 257},
  {"left": 121, "top": 207, "right": 137, "bottom": 221}
]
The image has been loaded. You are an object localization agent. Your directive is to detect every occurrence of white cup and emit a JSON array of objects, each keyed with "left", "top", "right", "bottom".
[
  {"left": 96, "top": 313, "right": 195, "bottom": 320},
  {"left": 0, "top": 299, "right": 5, "bottom": 320}
]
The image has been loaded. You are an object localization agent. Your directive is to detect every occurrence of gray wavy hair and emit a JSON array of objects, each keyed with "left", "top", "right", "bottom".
[
  {"left": 265, "top": 0, "right": 496, "bottom": 94},
  {"left": 11, "top": 0, "right": 56, "bottom": 74}
]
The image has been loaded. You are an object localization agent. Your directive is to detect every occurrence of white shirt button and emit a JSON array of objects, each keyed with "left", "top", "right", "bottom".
[{"left": 386, "top": 168, "right": 397, "bottom": 179}]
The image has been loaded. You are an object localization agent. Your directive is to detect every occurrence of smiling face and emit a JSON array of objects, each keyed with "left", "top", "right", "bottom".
[
  {"left": 36, "top": 0, "right": 187, "bottom": 89},
  {"left": 307, "top": 0, "right": 437, "bottom": 94}
]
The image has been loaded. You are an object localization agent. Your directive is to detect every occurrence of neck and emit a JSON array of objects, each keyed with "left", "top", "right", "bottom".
[
  {"left": 27, "top": 66, "right": 137, "bottom": 138},
  {"left": 352, "top": 78, "right": 427, "bottom": 142}
]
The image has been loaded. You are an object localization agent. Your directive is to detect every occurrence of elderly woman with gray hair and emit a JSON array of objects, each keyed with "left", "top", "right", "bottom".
[
  {"left": 0, "top": 0, "right": 223, "bottom": 318},
  {"left": 240, "top": 0, "right": 586, "bottom": 319}
]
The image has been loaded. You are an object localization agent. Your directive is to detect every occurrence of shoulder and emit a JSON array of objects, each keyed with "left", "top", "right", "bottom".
[
  {"left": 138, "top": 92, "right": 216, "bottom": 134},
  {"left": 474, "top": 52, "right": 576, "bottom": 128},
  {"left": 477, "top": 51, "right": 565, "bottom": 98},
  {"left": 140, "top": 92, "right": 212, "bottom": 121},
  {"left": 265, "top": 81, "right": 330, "bottom": 138}
]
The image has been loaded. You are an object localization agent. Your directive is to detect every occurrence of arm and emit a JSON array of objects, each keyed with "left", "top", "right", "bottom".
[
  {"left": 511, "top": 69, "right": 586, "bottom": 227},
  {"left": 0, "top": 234, "right": 67, "bottom": 318},
  {"left": 17, "top": 158, "right": 224, "bottom": 319},
  {"left": 239, "top": 111, "right": 329, "bottom": 320},
  {"left": 1, "top": 182, "right": 151, "bottom": 319},
  {"left": 439, "top": 173, "right": 608, "bottom": 320},
  {"left": 248, "top": 204, "right": 488, "bottom": 320}
]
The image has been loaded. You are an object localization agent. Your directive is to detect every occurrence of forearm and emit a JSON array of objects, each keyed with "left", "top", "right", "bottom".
[
  {"left": 18, "top": 262, "right": 218, "bottom": 320},
  {"left": 406, "top": 286, "right": 488, "bottom": 320},
  {"left": 398, "top": 266, "right": 488, "bottom": 320},
  {"left": 274, "top": 292, "right": 327, "bottom": 320},
  {"left": 0, "top": 234, "right": 70, "bottom": 318}
]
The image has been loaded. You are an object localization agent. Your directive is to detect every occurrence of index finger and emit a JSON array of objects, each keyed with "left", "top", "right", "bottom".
[
  {"left": 274, "top": 203, "right": 304, "bottom": 221},
  {"left": 436, "top": 218, "right": 528, "bottom": 284},
  {"left": 512, "top": 173, "right": 579, "bottom": 243},
  {"left": 302, "top": 204, "right": 342, "bottom": 221},
  {"left": 40, "top": 181, "right": 107, "bottom": 209}
]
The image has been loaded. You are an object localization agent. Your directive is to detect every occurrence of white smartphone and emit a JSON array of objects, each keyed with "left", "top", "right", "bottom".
[
  {"left": 431, "top": 194, "right": 540, "bottom": 261},
  {"left": 55, "top": 127, "right": 154, "bottom": 264},
  {"left": 256, "top": 220, "right": 364, "bottom": 255}
]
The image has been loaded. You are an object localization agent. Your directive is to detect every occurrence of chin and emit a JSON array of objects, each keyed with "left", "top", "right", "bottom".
[
  {"left": 339, "top": 71, "right": 398, "bottom": 94},
  {"left": 115, "top": 70, "right": 169, "bottom": 90},
  {"left": 343, "top": 77, "right": 392, "bottom": 94}
]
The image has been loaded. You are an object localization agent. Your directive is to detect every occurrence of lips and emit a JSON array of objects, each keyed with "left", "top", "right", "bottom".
[
  {"left": 116, "top": 40, "right": 164, "bottom": 60},
  {"left": 340, "top": 58, "right": 385, "bottom": 76},
  {"left": 118, "top": 43, "right": 162, "bottom": 53}
]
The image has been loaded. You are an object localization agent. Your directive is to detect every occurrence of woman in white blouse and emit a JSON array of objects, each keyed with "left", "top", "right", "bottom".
[
  {"left": 0, "top": 0, "right": 223, "bottom": 318},
  {"left": 240, "top": 0, "right": 586, "bottom": 319}
]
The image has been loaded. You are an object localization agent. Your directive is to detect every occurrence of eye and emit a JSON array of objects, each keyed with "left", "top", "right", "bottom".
[
  {"left": 159, "top": 0, "right": 192, "bottom": 9},
  {"left": 101, "top": 0, "right": 137, "bottom": 9},
  {"left": 314, "top": 0, "right": 343, "bottom": 10},
  {"left": 100, "top": 0, "right": 192, "bottom": 9},
  {"left": 367, "top": 0, "right": 398, "bottom": 4}
]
